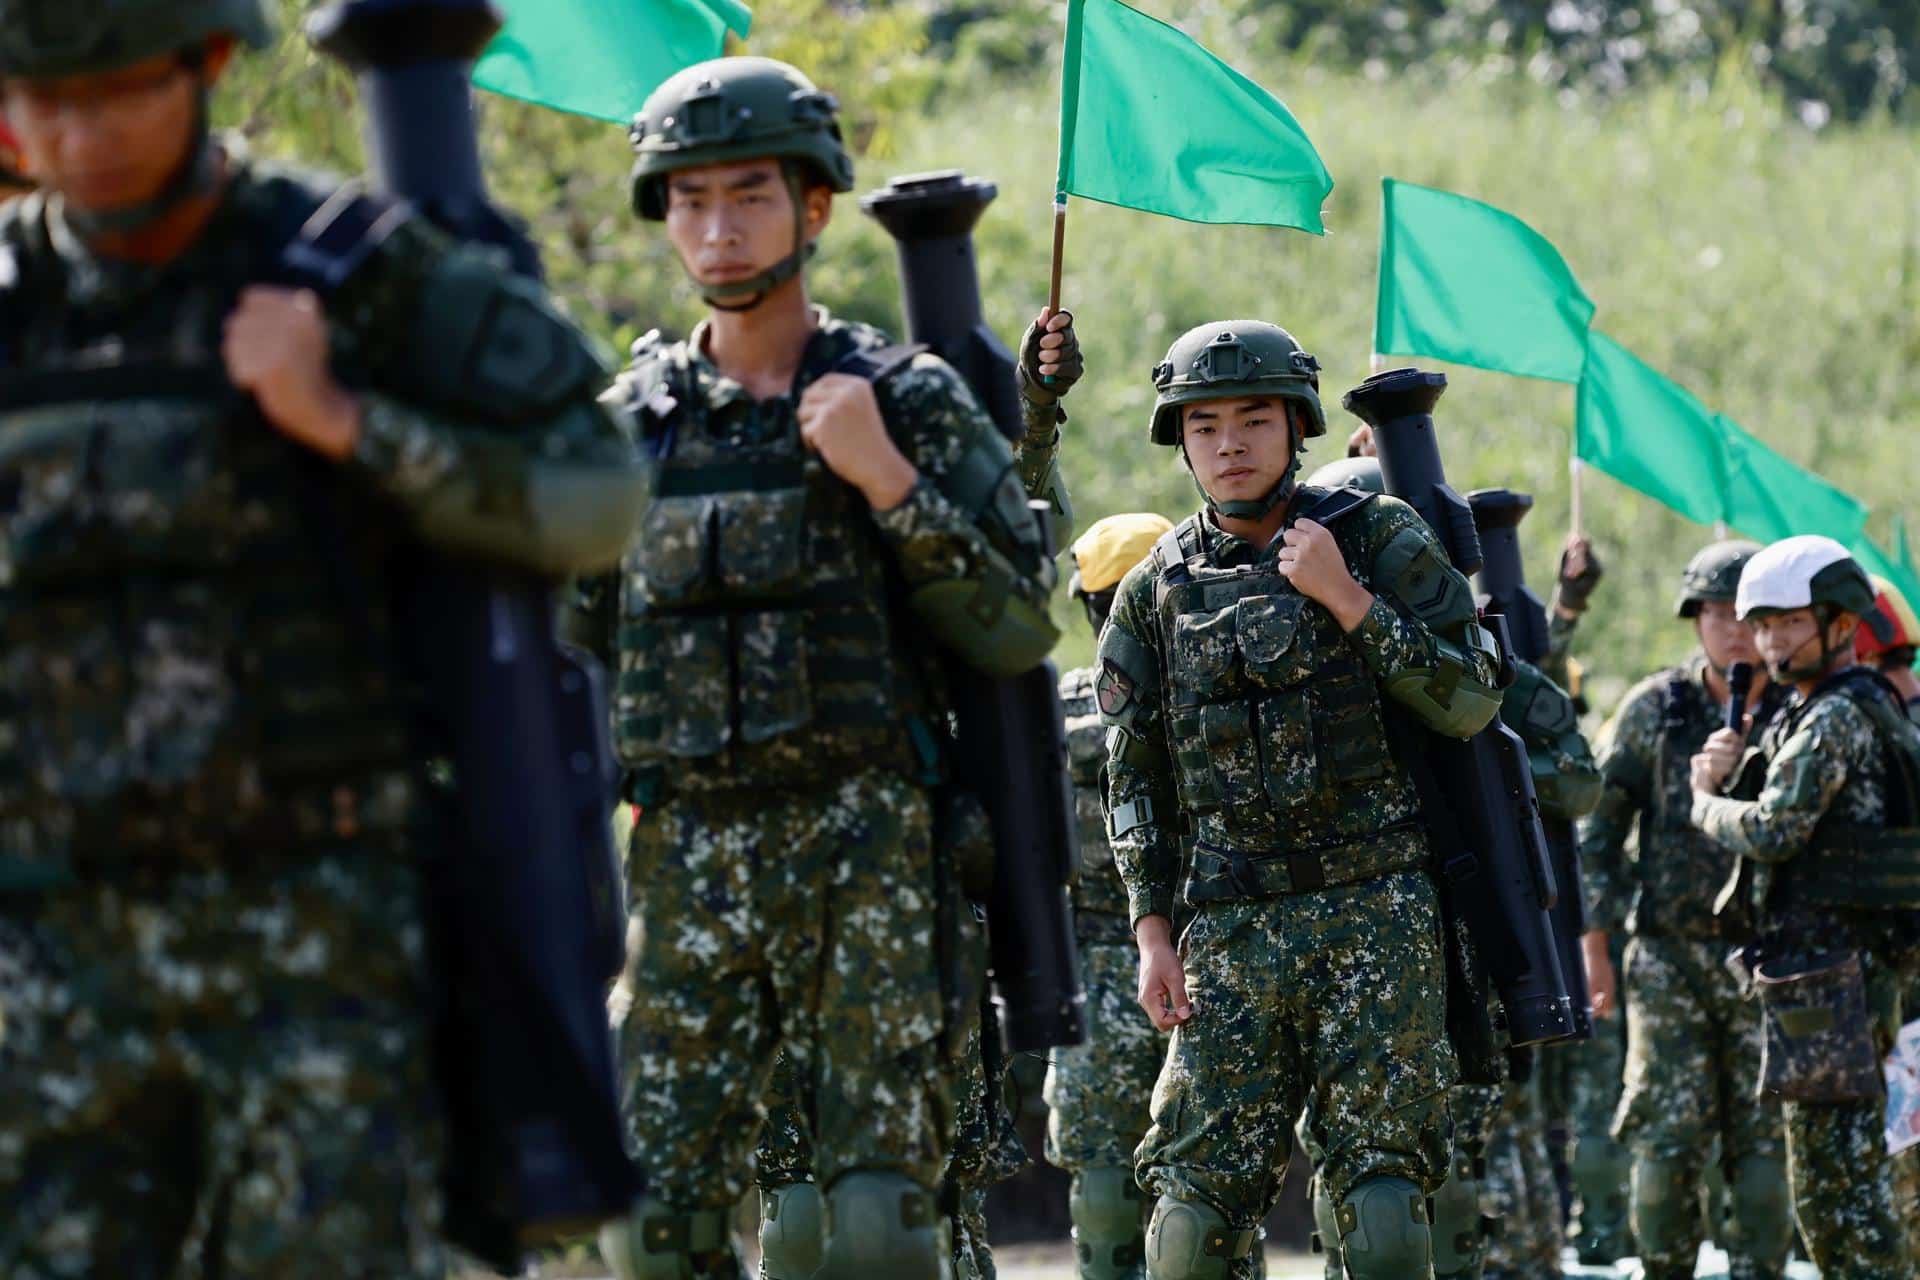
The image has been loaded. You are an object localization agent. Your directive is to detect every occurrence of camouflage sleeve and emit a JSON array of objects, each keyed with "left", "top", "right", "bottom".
[
  {"left": 1692, "top": 698, "right": 1859, "bottom": 864},
  {"left": 1346, "top": 498, "right": 1503, "bottom": 737},
  {"left": 1541, "top": 610, "right": 1580, "bottom": 691},
  {"left": 1576, "top": 684, "right": 1660, "bottom": 933},
  {"left": 870, "top": 357, "right": 1060, "bottom": 672},
  {"left": 1015, "top": 393, "right": 1074, "bottom": 550},
  {"left": 1097, "top": 567, "right": 1180, "bottom": 925},
  {"left": 342, "top": 226, "right": 649, "bottom": 578}
]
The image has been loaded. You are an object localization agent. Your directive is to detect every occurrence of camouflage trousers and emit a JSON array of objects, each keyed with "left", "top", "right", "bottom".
[
  {"left": 1538, "top": 951, "right": 1629, "bottom": 1261},
  {"left": 1481, "top": 1073, "right": 1561, "bottom": 1279},
  {"left": 616, "top": 768, "right": 954, "bottom": 1213},
  {"left": 1043, "top": 935, "right": 1165, "bottom": 1172},
  {"left": 0, "top": 843, "right": 446, "bottom": 1279},
  {"left": 1768, "top": 939, "right": 1915, "bottom": 1280},
  {"left": 1615, "top": 935, "right": 1787, "bottom": 1277},
  {"left": 1137, "top": 869, "right": 1455, "bottom": 1270},
  {"left": 757, "top": 1018, "right": 1027, "bottom": 1280}
]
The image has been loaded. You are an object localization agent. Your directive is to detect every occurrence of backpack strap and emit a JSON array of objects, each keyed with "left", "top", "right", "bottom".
[{"left": 833, "top": 342, "right": 927, "bottom": 387}]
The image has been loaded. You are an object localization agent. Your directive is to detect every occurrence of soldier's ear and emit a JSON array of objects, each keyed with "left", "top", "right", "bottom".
[{"left": 803, "top": 182, "right": 834, "bottom": 241}]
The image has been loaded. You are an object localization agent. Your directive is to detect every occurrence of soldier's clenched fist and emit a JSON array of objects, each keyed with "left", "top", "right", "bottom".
[
  {"left": 1278, "top": 517, "right": 1375, "bottom": 630},
  {"left": 798, "top": 372, "right": 919, "bottom": 509},
  {"left": 223, "top": 287, "right": 361, "bottom": 461}
]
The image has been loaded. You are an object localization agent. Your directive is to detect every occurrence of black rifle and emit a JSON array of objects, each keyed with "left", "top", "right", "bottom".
[
  {"left": 304, "top": 1, "right": 639, "bottom": 1268},
  {"left": 1344, "top": 369, "right": 1576, "bottom": 1049},
  {"left": 1470, "top": 486, "right": 1593, "bottom": 1043},
  {"left": 862, "top": 171, "right": 1086, "bottom": 1053}
]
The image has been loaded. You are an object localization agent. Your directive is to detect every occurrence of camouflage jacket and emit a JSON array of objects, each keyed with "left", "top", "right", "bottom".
[
  {"left": 574, "top": 311, "right": 1059, "bottom": 792},
  {"left": 1579, "top": 654, "right": 1787, "bottom": 937},
  {"left": 0, "top": 159, "right": 642, "bottom": 883},
  {"left": 1097, "top": 490, "right": 1503, "bottom": 924},
  {"left": 1704, "top": 671, "right": 1912, "bottom": 890}
]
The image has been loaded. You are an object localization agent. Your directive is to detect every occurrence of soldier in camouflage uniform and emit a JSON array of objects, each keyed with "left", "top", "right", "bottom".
[
  {"left": 1048, "top": 512, "right": 1176, "bottom": 1280},
  {"left": 573, "top": 58, "right": 1062, "bottom": 1280},
  {"left": 0, "top": 3, "right": 646, "bottom": 1275},
  {"left": 1693, "top": 536, "right": 1920, "bottom": 1280},
  {"left": 1581, "top": 541, "right": 1796, "bottom": 1280},
  {"left": 753, "top": 314, "right": 1084, "bottom": 1280},
  {"left": 1099, "top": 322, "right": 1507, "bottom": 1280}
]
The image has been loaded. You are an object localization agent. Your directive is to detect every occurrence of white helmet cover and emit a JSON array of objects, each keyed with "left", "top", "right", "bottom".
[{"left": 1735, "top": 535, "right": 1862, "bottom": 620}]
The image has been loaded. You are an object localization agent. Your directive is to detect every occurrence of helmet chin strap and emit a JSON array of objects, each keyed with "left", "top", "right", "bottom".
[
  {"left": 1201, "top": 427, "right": 1305, "bottom": 523},
  {"left": 63, "top": 74, "right": 220, "bottom": 240},
  {"left": 1768, "top": 608, "right": 1854, "bottom": 683},
  {"left": 697, "top": 164, "right": 815, "bottom": 313}
]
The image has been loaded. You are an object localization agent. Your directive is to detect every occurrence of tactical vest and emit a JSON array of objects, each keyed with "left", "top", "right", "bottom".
[
  {"left": 1150, "top": 503, "right": 1429, "bottom": 902},
  {"left": 1776, "top": 670, "right": 1920, "bottom": 911},
  {"left": 612, "top": 331, "right": 936, "bottom": 790},
  {"left": 0, "top": 181, "right": 417, "bottom": 887}
]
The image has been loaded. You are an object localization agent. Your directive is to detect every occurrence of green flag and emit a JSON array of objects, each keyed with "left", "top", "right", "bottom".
[
  {"left": 1576, "top": 332, "right": 1726, "bottom": 525},
  {"left": 1716, "top": 416, "right": 1866, "bottom": 545},
  {"left": 1374, "top": 179, "right": 1596, "bottom": 383},
  {"left": 475, "top": 0, "right": 753, "bottom": 125},
  {"left": 1055, "top": 0, "right": 1332, "bottom": 231}
]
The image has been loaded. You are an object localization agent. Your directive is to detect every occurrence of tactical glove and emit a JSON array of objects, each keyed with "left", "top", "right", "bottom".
[
  {"left": 1555, "top": 539, "right": 1604, "bottom": 613},
  {"left": 1018, "top": 310, "right": 1083, "bottom": 405}
]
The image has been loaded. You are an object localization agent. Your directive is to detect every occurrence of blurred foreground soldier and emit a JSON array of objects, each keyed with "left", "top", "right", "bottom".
[
  {"left": 1048, "top": 512, "right": 1178, "bottom": 1280},
  {"left": 1692, "top": 536, "right": 1920, "bottom": 1280},
  {"left": 0, "top": 117, "right": 27, "bottom": 197},
  {"left": 577, "top": 57, "right": 1061, "bottom": 1280},
  {"left": 0, "top": 1, "right": 644, "bottom": 1274},
  {"left": 1579, "top": 539, "right": 1794, "bottom": 1280},
  {"left": 1101, "top": 322, "right": 1505, "bottom": 1280}
]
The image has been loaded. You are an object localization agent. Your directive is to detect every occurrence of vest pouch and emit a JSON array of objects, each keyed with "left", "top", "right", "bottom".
[
  {"left": 632, "top": 495, "right": 715, "bottom": 606},
  {"left": 716, "top": 485, "right": 809, "bottom": 596},
  {"left": 1198, "top": 700, "right": 1266, "bottom": 816},
  {"left": 1169, "top": 606, "right": 1237, "bottom": 693},
  {"left": 1257, "top": 690, "right": 1320, "bottom": 810},
  {"left": 1167, "top": 709, "right": 1222, "bottom": 815},
  {"left": 1316, "top": 676, "right": 1392, "bottom": 787},
  {"left": 1, "top": 398, "right": 237, "bottom": 585},
  {"left": 736, "top": 610, "right": 811, "bottom": 744},
  {"left": 1235, "top": 594, "right": 1315, "bottom": 689},
  {"left": 1753, "top": 949, "right": 1884, "bottom": 1103},
  {"left": 657, "top": 614, "right": 731, "bottom": 758}
]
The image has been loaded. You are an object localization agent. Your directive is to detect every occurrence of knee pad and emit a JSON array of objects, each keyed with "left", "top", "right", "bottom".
[
  {"left": 1335, "top": 1177, "right": 1432, "bottom": 1280},
  {"left": 1070, "top": 1167, "right": 1146, "bottom": 1279},
  {"left": 600, "top": 1196, "right": 734, "bottom": 1280},
  {"left": 1428, "top": 1150, "right": 1491, "bottom": 1279},
  {"left": 1144, "top": 1195, "right": 1253, "bottom": 1280},
  {"left": 1720, "top": 1154, "right": 1793, "bottom": 1264},
  {"left": 760, "top": 1182, "right": 826, "bottom": 1280},
  {"left": 1568, "top": 1134, "right": 1631, "bottom": 1261},
  {"left": 1629, "top": 1153, "right": 1700, "bottom": 1259},
  {"left": 818, "top": 1171, "right": 948, "bottom": 1280}
]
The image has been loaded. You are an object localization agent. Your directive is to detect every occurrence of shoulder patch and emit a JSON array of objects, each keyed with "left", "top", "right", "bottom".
[{"left": 1096, "top": 660, "right": 1135, "bottom": 718}]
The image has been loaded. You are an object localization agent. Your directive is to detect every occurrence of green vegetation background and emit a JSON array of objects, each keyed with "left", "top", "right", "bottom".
[{"left": 221, "top": 0, "right": 1919, "bottom": 717}]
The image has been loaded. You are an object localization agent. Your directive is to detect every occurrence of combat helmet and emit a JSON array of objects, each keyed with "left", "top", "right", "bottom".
[
  {"left": 0, "top": 0, "right": 272, "bottom": 80},
  {"left": 1069, "top": 512, "right": 1171, "bottom": 630},
  {"left": 1737, "top": 535, "right": 1889, "bottom": 680},
  {"left": 1859, "top": 575, "right": 1920, "bottom": 667},
  {"left": 1151, "top": 321, "right": 1326, "bottom": 520},
  {"left": 1675, "top": 539, "right": 1763, "bottom": 619},
  {"left": 629, "top": 57, "right": 854, "bottom": 309}
]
